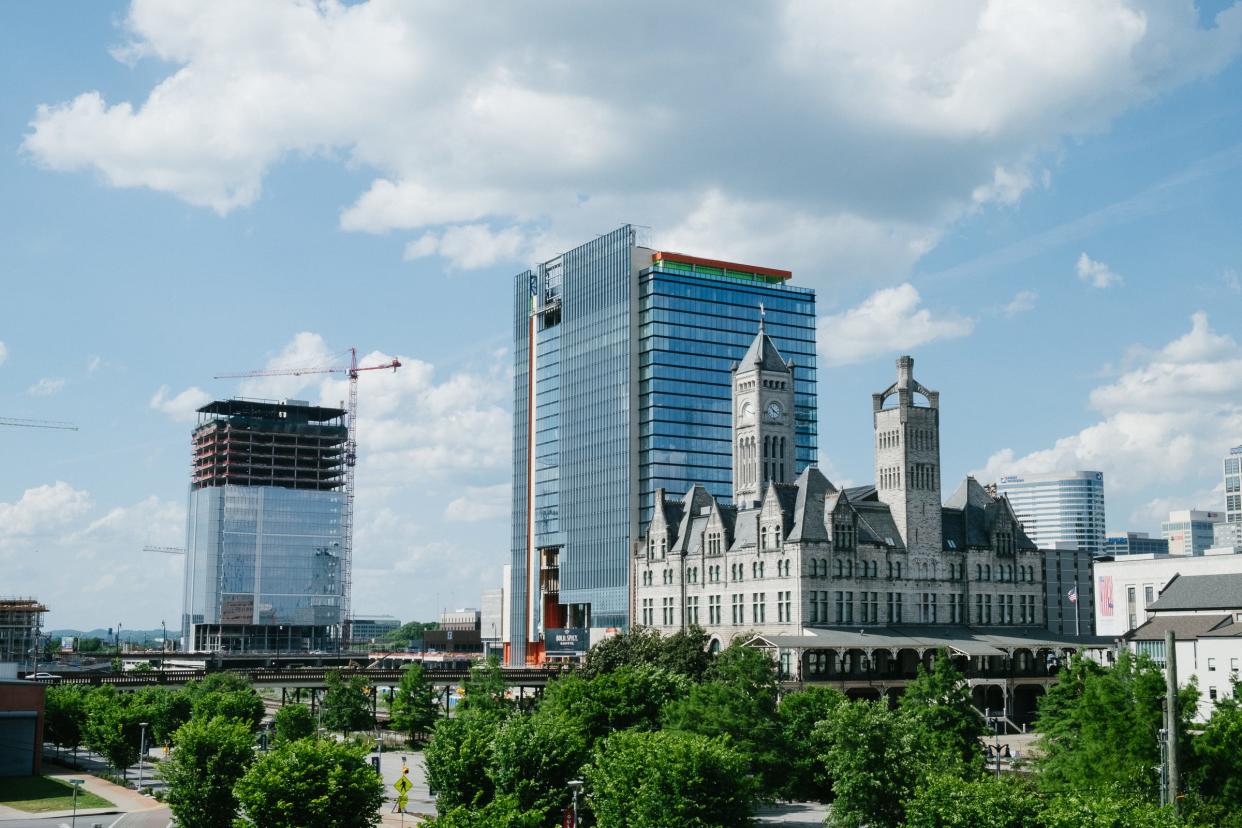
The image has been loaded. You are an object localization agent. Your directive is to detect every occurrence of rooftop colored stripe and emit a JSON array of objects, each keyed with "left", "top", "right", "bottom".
[{"left": 651, "top": 250, "right": 792, "bottom": 281}]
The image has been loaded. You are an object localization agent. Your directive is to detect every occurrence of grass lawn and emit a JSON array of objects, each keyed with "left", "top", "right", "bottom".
[{"left": 0, "top": 775, "right": 114, "bottom": 813}]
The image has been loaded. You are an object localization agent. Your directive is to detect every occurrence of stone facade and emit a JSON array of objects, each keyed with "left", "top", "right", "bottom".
[{"left": 634, "top": 335, "right": 1047, "bottom": 649}]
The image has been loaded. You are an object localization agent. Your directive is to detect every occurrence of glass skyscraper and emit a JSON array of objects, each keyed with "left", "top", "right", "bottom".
[
  {"left": 182, "top": 399, "right": 347, "bottom": 653},
  {"left": 995, "top": 470, "right": 1106, "bottom": 558},
  {"left": 1225, "top": 445, "right": 1241, "bottom": 523},
  {"left": 509, "top": 226, "right": 816, "bottom": 664}
]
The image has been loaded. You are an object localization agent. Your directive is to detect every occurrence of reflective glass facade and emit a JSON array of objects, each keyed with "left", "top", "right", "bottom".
[
  {"left": 182, "top": 399, "right": 348, "bottom": 652},
  {"left": 510, "top": 226, "right": 817, "bottom": 662},
  {"left": 640, "top": 263, "right": 816, "bottom": 522},
  {"left": 996, "top": 471, "right": 1106, "bottom": 557}
]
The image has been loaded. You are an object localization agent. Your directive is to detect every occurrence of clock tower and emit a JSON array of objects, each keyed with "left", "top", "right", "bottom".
[{"left": 732, "top": 311, "right": 796, "bottom": 505}]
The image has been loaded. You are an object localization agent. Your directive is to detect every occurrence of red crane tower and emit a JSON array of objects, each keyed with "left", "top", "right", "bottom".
[{"left": 215, "top": 347, "right": 401, "bottom": 644}]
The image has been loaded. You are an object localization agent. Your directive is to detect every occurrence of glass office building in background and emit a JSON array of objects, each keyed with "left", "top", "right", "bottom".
[
  {"left": 182, "top": 399, "right": 347, "bottom": 653},
  {"left": 509, "top": 225, "right": 816, "bottom": 664},
  {"left": 996, "top": 470, "right": 1106, "bottom": 558},
  {"left": 1225, "top": 445, "right": 1241, "bottom": 524}
]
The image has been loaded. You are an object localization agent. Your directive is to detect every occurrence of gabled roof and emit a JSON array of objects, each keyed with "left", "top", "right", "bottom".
[
  {"left": 853, "top": 502, "right": 904, "bottom": 550},
  {"left": 1126, "top": 614, "right": 1241, "bottom": 641},
  {"left": 737, "top": 325, "right": 791, "bottom": 373},
  {"left": 1149, "top": 573, "right": 1242, "bottom": 612},
  {"left": 843, "top": 484, "right": 879, "bottom": 502},
  {"left": 787, "top": 466, "right": 837, "bottom": 543},
  {"left": 943, "top": 477, "right": 1037, "bottom": 551}
]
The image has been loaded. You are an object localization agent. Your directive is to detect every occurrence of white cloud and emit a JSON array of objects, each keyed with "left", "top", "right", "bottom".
[
  {"left": 976, "top": 312, "right": 1242, "bottom": 513},
  {"left": 150, "top": 384, "right": 211, "bottom": 422},
  {"left": 86, "top": 355, "right": 102, "bottom": 374},
  {"left": 1076, "top": 252, "right": 1123, "bottom": 288},
  {"left": 1001, "top": 289, "right": 1038, "bottom": 317},
  {"left": 818, "top": 283, "right": 974, "bottom": 367},
  {"left": 1223, "top": 267, "right": 1240, "bottom": 294},
  {"left": 26, "top": 377, "right": 66, "bottom": 396},
  {"left": 22, "top": 0, "right": 1242, "bottom": 282},
  {"left": 0, "top": 485, "right": 185, "bottom": 629},
  {"left": 444, "top": 484, "right": 511, "bottom": 523},
  {"left": 234, "top": 331, "right": 338, "bottom": 400},
  {"left": 0, "top": 482, "right": 94, "bottom": 536},
  {"left": 403, "top": 224, "right": 530, "bottom": 270},
  {"left": 0, "top": 340, "right": 7, "bottom": 367}
]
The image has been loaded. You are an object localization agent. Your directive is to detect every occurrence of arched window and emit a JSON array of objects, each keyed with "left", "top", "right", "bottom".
[
  {"left": 976, "top": 564, "right": 982, "bottom": 580},
  {"left": 834, "top": 559, "right": 843, "bottom": 578}
]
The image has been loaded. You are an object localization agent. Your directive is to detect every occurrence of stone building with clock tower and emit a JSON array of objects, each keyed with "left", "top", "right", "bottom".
[
  {"left": 731, "top": 315, "right": 796, "bottom": 506},
  {"left": 633, "top": 323, "right": 1101, "bottom": 715}
]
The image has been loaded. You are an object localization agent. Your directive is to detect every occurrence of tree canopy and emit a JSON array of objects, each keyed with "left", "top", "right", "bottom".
[
  {"left": 233, "top": 738, "right": 384, "bottom": 828},
  {"left": 160, "top": 715, "right": 255, "bottom": 828}
]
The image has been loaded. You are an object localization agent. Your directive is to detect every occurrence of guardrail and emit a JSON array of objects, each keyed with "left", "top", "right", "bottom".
[{"left": 41, "top": 665, "right": 570, "bottom": 688}]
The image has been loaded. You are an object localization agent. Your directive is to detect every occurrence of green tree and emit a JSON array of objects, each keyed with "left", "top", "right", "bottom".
[
  {"left": 44, "top": 685, "right": 88, "bottom": 761},
  {"left": 319, "top": 670, "right": 375, "bottom": 736},
  {"left": 540, "top": 665, "right": 690, "bottom": 744},
  {"left": 777, "top": 686, "right": 844, "bottom": 801},
  {"left": 816, "top": 699, "right": 926, "bottom": 828},
  {"left": 1036, "top": 652, "right": 1196, "bottom": 798},
  {"left": 273, "top": 704, "right": 316, "bottom": 743},
  {"left": 78, "top": 637, "right": 104, "bottom": 653},
  {"left": 490, "top": 709, "right": 589, "bottom": 824},
  {"left": 1186, "top": 683, "right": 1242, "bottom": 813},
  {"left": 459, "top": 657, "right": 510, "bottom": 718},
  {"left": 387, "top": 662, "right": 440, "bottom": 743},
  {"left": 655, "top": 625, "right": 713, "bottom": 681},
  {"left": 580, "top": 627, "right": 665, "bottom": 678},
  {"left": 426, "top": 795, "right": 543, "bottom": 828},
  {"left": 898, "top": 651, "right": 986, "bottom": 777},
  {"left": 383, "top": 620, "right": 439, "bottom": 649},
  {"left": 83, "top": 686, "right": 146, "bottom": 778},
  {"left": 192, "top": 688, "right": 265, "bottom": 730},
  {"left": 424, "top": 714, "right": 499, "bottom": 813},
  {"left": 132, "top": 686, "right": 192, "bottom": 746},
  {"left": 1040, "top": 788, "right": 1195, "bottom": 828},
  {"left": 584, "top": 729, "right": 754, "bottom": 828},
  {"left": 233, "top": 738, "right": 384, "bottom": 828},
  {"left": 160, "top": 715, "right": 255, "bottom": 828},
  {"left": 903, "top": 774, "right": 1045, "bottom": 828},
  {"left": 662, "top": 640, "right": 783, "bottom": 794}
]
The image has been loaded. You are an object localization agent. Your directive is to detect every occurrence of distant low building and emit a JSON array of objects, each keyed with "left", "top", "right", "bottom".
[
  {"left": 1162, "top": 509, "right": 1226, "bottom": 557},
  {"left": 349, "top": 615, "right": 400, "bottom": 645},
  {"left": 1213, "top": 521, "right": 1242, "bottom": 553},
  {"left": 1124, "top": 573, "right": 1242, "bottom": 720},
  {"left": 1105, "top": 532, "right": 1169, "bottom": 557}
]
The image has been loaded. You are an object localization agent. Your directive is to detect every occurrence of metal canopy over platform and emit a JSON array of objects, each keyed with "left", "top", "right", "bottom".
[{"left": 747, "top": 625, "right": 1113, "bottom": 655}]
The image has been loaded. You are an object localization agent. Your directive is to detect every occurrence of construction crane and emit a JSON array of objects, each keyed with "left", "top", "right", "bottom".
[
  {"left": 214, "top": 347, "right": 400, "bottom": 642},
  {"left": 0, "top": 417, "right": 78, "bottom": 430},
  {"left": 143, "top": 545, "right": 185, "bottom": 555}
]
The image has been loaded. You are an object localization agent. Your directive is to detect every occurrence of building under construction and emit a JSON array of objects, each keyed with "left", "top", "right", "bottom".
[
  {"left": 182, "top": 399, "right": 348, "bottom": 653},
  {"left": 0, "top": 598, "right": 46, "bottom": 667}
]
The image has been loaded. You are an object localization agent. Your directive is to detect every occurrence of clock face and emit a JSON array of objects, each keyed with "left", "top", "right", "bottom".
[{"left": 765, "top": 401, "right": 783, "bottom": 420}]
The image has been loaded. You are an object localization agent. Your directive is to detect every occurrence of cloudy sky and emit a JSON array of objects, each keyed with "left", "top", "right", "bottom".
[{"left": 3, "top": 1, "right": 1241, "bottom": 630}]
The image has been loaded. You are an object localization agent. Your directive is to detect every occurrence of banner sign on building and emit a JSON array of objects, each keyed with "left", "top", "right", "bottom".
[
  {"left": 1098, "top": 575, "right": 1114, "bottom": 617},
  {"left": 545, "top": 627, "right": 589, "bottom": 656}
]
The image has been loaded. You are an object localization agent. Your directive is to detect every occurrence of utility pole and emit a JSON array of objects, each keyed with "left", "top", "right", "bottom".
[{"left": 1165, "top": 630, "right": 1179, "bottom": 814}]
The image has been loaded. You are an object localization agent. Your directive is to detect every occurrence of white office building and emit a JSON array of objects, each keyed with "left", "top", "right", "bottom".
[
  {"left": 996, "top": 471, "right": 1106, "bottom": 558},
  {"left": 1225, "top": 445, "right": 1241, "bottom": 524},
  {"left": 1162, "top": 509, "right": 1225, "bottom": 556},
  {"left": 1094, "top": 552, "right": 1242, "bottom": 638}
]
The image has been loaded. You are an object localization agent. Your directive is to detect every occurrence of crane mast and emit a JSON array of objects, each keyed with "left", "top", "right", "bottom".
[
  {"left": 214, "top": 347, "right": 400, "bottom": 648},
  {"left": 0, "top": 417, "right": 78, "bottom": 430}
]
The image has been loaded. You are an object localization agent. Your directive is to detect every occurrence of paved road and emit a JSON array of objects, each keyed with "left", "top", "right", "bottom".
[{"left": 0, "top": 810, "right": 169, "bottom": 828}]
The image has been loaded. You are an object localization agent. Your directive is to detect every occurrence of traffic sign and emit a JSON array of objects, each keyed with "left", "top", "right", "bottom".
[{"left": 394, "top": 775, "right": 412, "bottom": 794}]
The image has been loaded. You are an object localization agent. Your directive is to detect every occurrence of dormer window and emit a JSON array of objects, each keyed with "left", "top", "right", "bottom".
[
  {"left": 995, "top": 531, "right": 1013, "bottom": 556},
  {"left": 834, "top": 521, "right": 855, "bottom": 551}
]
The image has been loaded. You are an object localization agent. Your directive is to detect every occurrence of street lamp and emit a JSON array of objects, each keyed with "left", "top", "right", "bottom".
[
  {"left": 568, "top": 779, "right": 584, "bottom": 828},
  {"left": 137, "top": 722, "right": 149, "bottom": 790},
  {"left": 160, "top": 620, "right": 167, "bottom": 674}
]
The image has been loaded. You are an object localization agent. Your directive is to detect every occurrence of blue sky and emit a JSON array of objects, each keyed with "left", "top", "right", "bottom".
[{"left": 2, "top": 1, "right": 1241, "bottom": 630}]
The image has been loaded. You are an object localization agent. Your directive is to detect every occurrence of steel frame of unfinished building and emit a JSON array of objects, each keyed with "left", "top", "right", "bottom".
[
  {"left": 0, "top": 598, "right": 46, "bottom": 667},
  {"left": 183, "top": 399, "right": 349, "bottom": 653}
]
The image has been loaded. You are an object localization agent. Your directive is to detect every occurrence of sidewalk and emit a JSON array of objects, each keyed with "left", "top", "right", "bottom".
[{"left": 0, "top": 768, "right": 162, "bottom": 822}]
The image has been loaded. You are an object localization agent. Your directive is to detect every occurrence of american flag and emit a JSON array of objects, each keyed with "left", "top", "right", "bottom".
[{"left": 1067, "top": 586, "right": 1078, "bottom": 604}]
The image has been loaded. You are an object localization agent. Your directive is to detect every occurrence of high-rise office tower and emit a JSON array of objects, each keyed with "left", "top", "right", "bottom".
[
  {"left": 995, "top": 470, "right": 1106, "bottom": 558},
  {"left": 509, "top": 225, "right": 816, "bottom": 664},
  {"left": 1161, "top": 509, "right": 1225, "bottom": 556},
  {"left": 182, "top": 399, "right": 347, "bottom": 653},
  {"left": 1225, "top": 445, "right": 1241, "bottom": 524}
]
